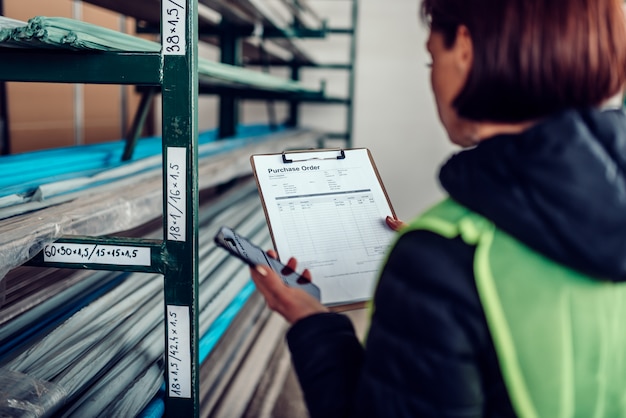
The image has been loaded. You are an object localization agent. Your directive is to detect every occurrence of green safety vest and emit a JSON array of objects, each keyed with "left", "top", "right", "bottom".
[{"left": 391, "top": 198, "right": 626, "bottom": 418}]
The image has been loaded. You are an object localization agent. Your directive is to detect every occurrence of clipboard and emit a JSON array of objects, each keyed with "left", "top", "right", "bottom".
[{"left": 250, "top": 148, "right": 396, "bottom": 308}]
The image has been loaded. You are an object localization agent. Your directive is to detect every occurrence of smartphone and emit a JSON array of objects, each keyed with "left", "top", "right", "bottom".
[{"left": 214, "top": 226, "right": 321, "bottom": 301}]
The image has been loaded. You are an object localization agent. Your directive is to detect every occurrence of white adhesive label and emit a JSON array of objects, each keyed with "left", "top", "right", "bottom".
[
  {"left": 166, "top": 305, "right": 192, "bottom": 398},
  {"left": 167, "top": 147, "right": 186, "bottom": 242},
  {"left": 43, "top": 243, "right": 151, "bottom": 266},
  {"left": 162, "top": 0, "right": 186, "bottom": 56}
]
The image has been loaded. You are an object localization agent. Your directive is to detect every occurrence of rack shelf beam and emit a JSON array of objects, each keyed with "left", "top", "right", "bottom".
[
  {"left": 26, "top": 236, "right": 166, "bottom": 274},
  {"left": 0, "top": 50, "right": 162, "bottom": 85}
]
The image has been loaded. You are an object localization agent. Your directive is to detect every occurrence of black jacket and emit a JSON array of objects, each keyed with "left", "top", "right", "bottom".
[{"left": 286, "top": 108, "right": 626, "bottom": 417}]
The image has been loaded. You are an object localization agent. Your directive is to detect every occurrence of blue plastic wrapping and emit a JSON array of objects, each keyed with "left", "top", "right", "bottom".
[{"left": 0, "top": 126, "right": 322, "bottom": 287}]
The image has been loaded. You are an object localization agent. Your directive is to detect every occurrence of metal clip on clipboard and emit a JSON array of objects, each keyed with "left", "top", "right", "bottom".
[{"left": 282, "top": 148, "right": 346, "bottom": 164}]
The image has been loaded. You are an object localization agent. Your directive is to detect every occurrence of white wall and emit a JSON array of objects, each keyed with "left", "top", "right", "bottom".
[{"left": 352, "top": 0, "right": 455, "bottom": 220}]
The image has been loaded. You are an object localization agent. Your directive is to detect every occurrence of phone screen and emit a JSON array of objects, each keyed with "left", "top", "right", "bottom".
[{"left": 214, "top": 226, "right": 321, "bottom": 301}]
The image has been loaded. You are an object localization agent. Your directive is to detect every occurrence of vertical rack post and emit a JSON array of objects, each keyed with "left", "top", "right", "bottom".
[
  {"left": 287, "top": 8, "right": 302, "bottom": 129},
  {"left": 345, "top": 0, "right": 358, "bottom": 148},
  {"left": 286, "top": 62, "right": 301, "bottom": 127},
  {"left": 161, "top": 0, "right": 200, "bottom": 416},
  {"left": 218, "top": 23, "right": 241, "bottom": 139},
  {"left": 0, "top": 76, "right": 8, "bottom": 156},
  {"left": 0, "top": 0, "right": 10, "bottom": 155}
]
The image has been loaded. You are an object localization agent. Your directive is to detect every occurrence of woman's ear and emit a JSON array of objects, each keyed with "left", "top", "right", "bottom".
[{"left": 454, "top": 25, "right": 473, "bottom": 75}]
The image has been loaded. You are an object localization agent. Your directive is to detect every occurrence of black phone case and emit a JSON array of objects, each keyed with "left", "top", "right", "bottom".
[{"left": 214, "top": 226, "right": 321, "bottom": 301}]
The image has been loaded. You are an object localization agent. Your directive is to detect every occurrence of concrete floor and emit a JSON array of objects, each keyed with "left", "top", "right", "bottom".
[{"left": 262, "top": 308, "right": 369, "bottom": 418}]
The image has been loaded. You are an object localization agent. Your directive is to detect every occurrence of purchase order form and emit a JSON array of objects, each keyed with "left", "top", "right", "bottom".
[{"left": 251, "top": 148, "right": 396, "bottom": 306}]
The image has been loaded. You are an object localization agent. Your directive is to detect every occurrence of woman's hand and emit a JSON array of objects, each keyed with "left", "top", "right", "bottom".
[
  {"left": 250, "top": 251, "right": 329, "bottom": 324},
  {"left": 386, "top": 215, "right": 407, "bottom": 231}
]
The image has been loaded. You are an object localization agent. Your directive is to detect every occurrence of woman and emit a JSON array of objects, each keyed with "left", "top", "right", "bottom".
[{"left": 250, "top": 0, "right": 626, "bottom": 416}]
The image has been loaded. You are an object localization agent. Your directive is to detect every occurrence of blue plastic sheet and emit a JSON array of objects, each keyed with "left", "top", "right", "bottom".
[{"left": 0, "top": 124, "right": 285, "bottom": 200}]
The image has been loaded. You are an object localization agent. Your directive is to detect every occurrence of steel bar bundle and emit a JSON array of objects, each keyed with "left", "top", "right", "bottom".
[{"left": 0, "top": 181, "right": 272, "bottom": 417}]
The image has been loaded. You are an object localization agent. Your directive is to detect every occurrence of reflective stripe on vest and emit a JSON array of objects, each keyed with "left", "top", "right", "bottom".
[{"left": 402, "top": 198, "right": 626, "bottom": 418}]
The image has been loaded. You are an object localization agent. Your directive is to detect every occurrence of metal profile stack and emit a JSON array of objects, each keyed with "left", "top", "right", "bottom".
[{"left": 0, "top": 180, "right": 276, "bottom": 417}]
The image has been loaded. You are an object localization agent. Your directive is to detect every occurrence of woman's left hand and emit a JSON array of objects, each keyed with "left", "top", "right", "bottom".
[{"left": 386, "top": 215, "right": 407, "bottom": 231}]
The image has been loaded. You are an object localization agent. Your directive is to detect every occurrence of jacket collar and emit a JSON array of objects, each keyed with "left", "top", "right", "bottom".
[{"left": 440, "top": 107, "right": 626, "bottom": 281}]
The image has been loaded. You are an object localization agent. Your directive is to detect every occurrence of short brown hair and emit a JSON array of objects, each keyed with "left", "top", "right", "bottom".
[{"left": 421, "top": 0, "right": 626, "bottom": 122}]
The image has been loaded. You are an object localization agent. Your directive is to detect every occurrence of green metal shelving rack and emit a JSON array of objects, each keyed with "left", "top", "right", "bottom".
[
  {"left": 0, "top": 1, "right": 202, "bottom": 415},
  {"left": 0, "top": 1, "right": 358, "bottom": 416},
  {"left": 242, "top": 0, "right": 359, "bottom": 147},
  {"left": 285, "top": 0, "right": 359, "bottom": 147}
]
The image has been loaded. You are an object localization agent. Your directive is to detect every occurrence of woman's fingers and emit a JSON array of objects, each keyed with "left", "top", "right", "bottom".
[
  {"left": 286, "top": 257, "right": 298, "bottom": 270},
  {"left": 250, "top": 264, "right": 328, "bottom": 323},
  {"left": 386, "top": 215, "right": 407, "bottom": 231},
  {"left": 252, "top": 265, "right": 283, "bottom": 298}
]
